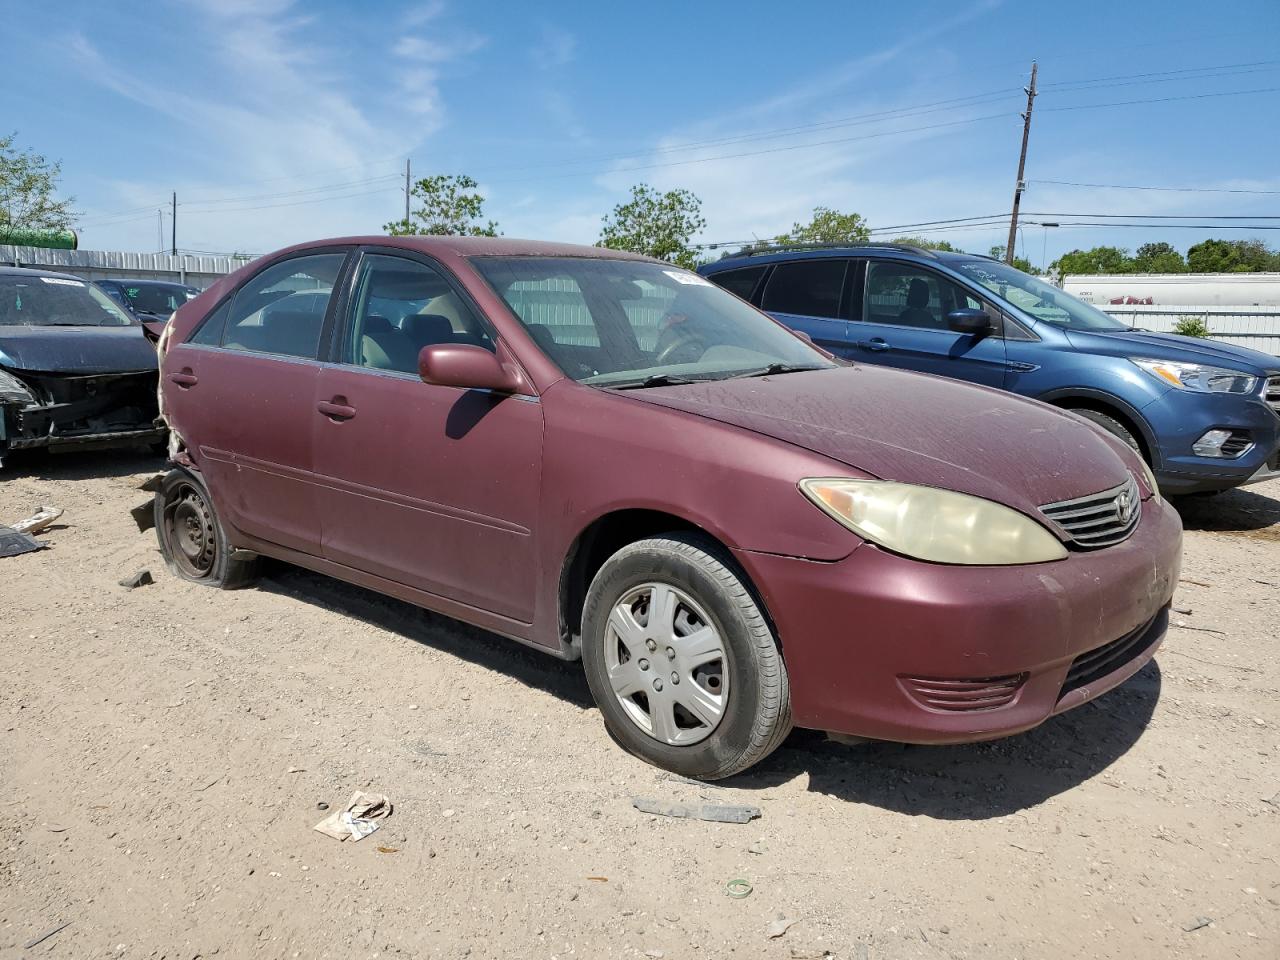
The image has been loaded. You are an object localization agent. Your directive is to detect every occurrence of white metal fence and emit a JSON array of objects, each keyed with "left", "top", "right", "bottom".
[
  {"left": 0, "top": 245, "right": 250, "bottom": 289},
  {"left": 1097, "top": 305, "right": 1280, "bottom": 356}
]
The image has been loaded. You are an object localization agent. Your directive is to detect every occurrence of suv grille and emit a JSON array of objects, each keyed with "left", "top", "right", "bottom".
[
  {"left": 1039, "top": 474, "right": 1141, "bottom": 549},
  {"left": 1265, "top": 374, "right": 1280, "bottom": 414}
]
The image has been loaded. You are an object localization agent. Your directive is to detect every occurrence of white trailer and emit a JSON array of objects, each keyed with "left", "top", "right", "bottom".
[{"left": 1063, "top": 273, "right": 1280, "bottom": 307}]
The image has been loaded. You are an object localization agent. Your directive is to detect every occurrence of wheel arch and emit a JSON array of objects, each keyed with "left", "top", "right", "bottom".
[
  {"left": 1038, "top": 388, "right": 1159, "bottom": 467},
  {"left": 557, "top": 508, "right": 776, "bottom": 660}
]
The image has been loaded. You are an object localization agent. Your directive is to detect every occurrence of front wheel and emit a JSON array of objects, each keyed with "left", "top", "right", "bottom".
[
  {"left": 154, "top": 468, "right": 258, "bottom": 589},
  {"left": 581, "top": 533, "right": 791, "bottom": 780}
]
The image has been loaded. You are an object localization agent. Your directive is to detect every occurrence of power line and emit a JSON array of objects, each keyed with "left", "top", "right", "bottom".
[
  {"left": 1022, "top": 211, "right": 1280, "bottom": 219},
  {"left": 1040, "top": 59, "right": 1280, "bottom": 88},
  {"left": 1030, "top": 178, "right": 1280, "bottom": 195},
  {"left": 181, "top": 184, "right": 402, "bottom": 215},
  {"left": 1040, "top": 85, "right": 1280, "bottom": 112},
  {"left": 485, "top": 113, "right": 1014, "bottom": 184}
]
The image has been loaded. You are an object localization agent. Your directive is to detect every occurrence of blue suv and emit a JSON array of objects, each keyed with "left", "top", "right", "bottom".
[{"left": 699, "top": 245, "right": 1280, "bottom": 495}]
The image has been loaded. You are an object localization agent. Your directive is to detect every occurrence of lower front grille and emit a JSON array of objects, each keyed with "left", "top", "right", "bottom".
[
  {"left": 902, "top": 673, "right": 1027, "bottom": 712},
  {"left": 1060, "top": 608, "right": 1167, "bottom": 698}
]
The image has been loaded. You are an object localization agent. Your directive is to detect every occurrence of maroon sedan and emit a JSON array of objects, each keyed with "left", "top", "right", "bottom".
[{"left": 154, "top": 237, "right": 1181, "bottom": 778}]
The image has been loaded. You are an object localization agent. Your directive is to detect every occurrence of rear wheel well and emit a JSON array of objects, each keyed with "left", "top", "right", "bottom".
[
  {"left": 559, "top": 510, "right": 768, "bottom": 658},
  {"left": 1051, "top": 397, "right": 1153, "bottom": 465}
]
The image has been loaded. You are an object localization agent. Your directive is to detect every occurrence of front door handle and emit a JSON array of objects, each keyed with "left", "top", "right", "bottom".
[
  {"left": 857, "top": 338, "right": 890, "bottom": 352},
  {"left": 317, "top": 398, "right": 356, "bottom": 421},
  {"left": 168, "top": 369, "right": 199, "bottom": 388}
]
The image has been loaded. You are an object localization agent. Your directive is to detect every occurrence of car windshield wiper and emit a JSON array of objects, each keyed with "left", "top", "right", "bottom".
[
  {"left": 730, "top": 362, "right": 829, "bottom": 379},
  {"left": 610, "top": 373, "right": 700, "bottom": 390}
]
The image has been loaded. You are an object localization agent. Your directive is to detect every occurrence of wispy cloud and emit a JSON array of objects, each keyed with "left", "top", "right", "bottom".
[
  {"left": 63, "top": 1, "right": 484, "bottom": 252},
  {"left": 533, "top": 25, "right": 576, "bottom": 69}
]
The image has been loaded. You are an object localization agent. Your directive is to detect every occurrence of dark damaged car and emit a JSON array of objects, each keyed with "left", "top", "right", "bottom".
[{"left": 0, "top": 267, "right": 165, "bottom": 466}]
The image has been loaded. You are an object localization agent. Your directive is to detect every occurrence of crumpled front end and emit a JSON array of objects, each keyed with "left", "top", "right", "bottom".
[{"left": 0, "top": 365, "right": 165, "bottom": 462}]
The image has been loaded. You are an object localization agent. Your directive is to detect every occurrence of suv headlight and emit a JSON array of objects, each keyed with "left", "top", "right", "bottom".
[
  {"left": 800, "top": 478, "right": 1068, "bottom": 565},
  {"left": 1131, "top": 358, "right": 1257, "bottom": 394}
]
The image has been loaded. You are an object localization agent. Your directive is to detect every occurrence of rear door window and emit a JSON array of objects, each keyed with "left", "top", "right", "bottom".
[
  {"left": 709, "top": 266, "right": 768, "bottom": 303},
  {"left": 760, "top": 259, "right": 848, "bottom": 319},
  {"left": 220, "top": 253, "right": 346, "bottom": 359}
]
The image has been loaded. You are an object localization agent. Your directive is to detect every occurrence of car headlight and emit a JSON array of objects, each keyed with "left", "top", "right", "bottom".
[
  {"left": 0, "top": 369, "right": 37, "bottom": 405},
  {"left": 799, "top": 478, "right": 1068, "bottom": 565},
  {"left": 1131, "top": 358, "right": 1257, "bottom": 394}
]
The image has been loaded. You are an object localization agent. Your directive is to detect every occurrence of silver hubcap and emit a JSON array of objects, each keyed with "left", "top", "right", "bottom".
[{"left": 604, "top": 582, "right": 728, "bottom": 746}]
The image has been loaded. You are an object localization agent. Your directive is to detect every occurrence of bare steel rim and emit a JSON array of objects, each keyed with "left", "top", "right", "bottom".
[
  {"left": 163, "top": 480, "right": 218, "bottom": 579},
  {"left": 604, "top": 581, "right": 729, "bottom": 746}
]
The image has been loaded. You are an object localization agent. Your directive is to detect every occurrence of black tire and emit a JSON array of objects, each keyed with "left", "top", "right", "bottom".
[
  {"left": 581, "top": 532, "right": 791, "bottom": 780},
  {"left": 1069, "top": 408, "right": 1143, "bottom": 456},
  {"left": 154, "top": 468, "right": 259, "bottom": 589}
]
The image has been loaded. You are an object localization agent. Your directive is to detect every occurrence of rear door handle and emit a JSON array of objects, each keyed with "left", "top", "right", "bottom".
[
  {"left": 168, "top": 369, "right": 199, "bottom": 387},
  {"left": 317, "top": 398, "right": 356, "bottom": 421},
  {"left": 857, "top": 338, "right": 890, "bottom": 352}
]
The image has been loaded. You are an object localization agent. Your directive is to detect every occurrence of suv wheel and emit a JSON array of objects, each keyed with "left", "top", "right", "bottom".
[
  {"left": 154, "top": 468, "right": 259, "bottom": 589},
  {"left": 581, "top": 532, "right": 791, "bottom": 780},
  {"left": 1069, "top": 408, "right": 1143, "bottom": 456}
]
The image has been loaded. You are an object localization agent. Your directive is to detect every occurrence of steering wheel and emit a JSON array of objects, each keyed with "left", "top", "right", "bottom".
[{"left": 653, "top": 330, "right": 707, "bottom": 366}]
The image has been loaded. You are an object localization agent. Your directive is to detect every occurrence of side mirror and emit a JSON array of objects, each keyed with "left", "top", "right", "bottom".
[
  {"left": 419, "top": 343, "right": 522, "bottom": 393},
  {"left": 946, "top": 308, "right": 995, "bottom": 335},
  {"left": 792, "top": 330, "right": 814, "bottom": 344}
]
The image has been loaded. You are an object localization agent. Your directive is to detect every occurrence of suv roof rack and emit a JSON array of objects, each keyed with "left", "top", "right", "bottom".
[{"left": 726, "top": 240, "right": 941, "bottom": 259}]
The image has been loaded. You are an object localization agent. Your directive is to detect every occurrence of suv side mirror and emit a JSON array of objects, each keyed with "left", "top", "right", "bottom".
[
  {"left": 419, "top": 343, "right": 523, "bottom": 393},
  {"left": 946, "top": 308, "right": 995, "bottom": 335}
]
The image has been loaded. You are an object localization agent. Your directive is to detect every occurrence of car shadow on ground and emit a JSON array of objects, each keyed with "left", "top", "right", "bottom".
[
  {"left": 730, "top": 660, "right": 1162, "bottom": 820},
  {"left": 0, "top": 447, "right": 164, "bottom": 481},
  {"left": 260, "top": 564, "right": 595, "bottom": 710},
  {"left": 1173, "top": 485, "right": 1280, "bottom": 533},
  {"left": 265, "top": 562, "right": 1161, "bottom": 820}
]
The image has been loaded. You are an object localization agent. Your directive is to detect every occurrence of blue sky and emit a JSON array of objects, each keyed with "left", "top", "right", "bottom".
[{"left": 5, "top": 0, "right": 1280, "bottom": 266}]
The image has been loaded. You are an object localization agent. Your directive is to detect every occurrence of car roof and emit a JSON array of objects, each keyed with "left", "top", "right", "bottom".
[
  {"left": 699, "top": 244, "right": 991, "bottom": 274},
  {"left": 0, "top": 265, "right": 85, "bottom": 282},
  {"left": 268, "top": 235, "right": 663, "bottom": 264},
  {"left": 98, "top": 277, "right": 197, "bottom": 287}
]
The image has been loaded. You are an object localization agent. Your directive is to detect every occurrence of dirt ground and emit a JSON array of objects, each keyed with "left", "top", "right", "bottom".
[{"left": 1, "top": 450, "right": 1277, "bottom": 960}]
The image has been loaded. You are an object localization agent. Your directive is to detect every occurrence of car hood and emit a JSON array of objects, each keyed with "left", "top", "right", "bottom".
[
  {"left": 0, "top": 325, "right": 158, "bottom": 374},
  {"left": 1064, "top": 328, "right": 1280, "bottom": 372},
  {"left": 626, "top": 366, "right": 1134, "bottom": 518}
]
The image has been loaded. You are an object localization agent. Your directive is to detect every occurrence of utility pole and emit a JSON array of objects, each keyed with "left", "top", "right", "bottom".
[
  {"left": 171, "top": 191, "right": 177, "bottom": 257},
  {"left": 404, "top": 158, "right": 412, "bottom": 229},
  {"left": 1005, "top": 61, "right": 1037, "bottom": 265}
]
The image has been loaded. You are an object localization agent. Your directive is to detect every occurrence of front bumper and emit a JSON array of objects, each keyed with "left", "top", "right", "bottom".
[
  {"left": 0, "top": 368, "right": 163, "bottom": 457},
  {"left": 1141, "top": 387, "right": 1280, "bottom": 494},
  {"left": 734, "top": 495, "right": 1182, "bottom": 743}
]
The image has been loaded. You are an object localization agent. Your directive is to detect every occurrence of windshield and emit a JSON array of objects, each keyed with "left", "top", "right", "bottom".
[
  {"left": 472, "top": 256, "right": 833, "bottom": 386},
  {"left": 122, "top": 282, "right": 198, "bottom": 315},
  {"left": 0, "top": 276, "right": 137, "bottom": 327},
  {"left": 953, "top": 259, "right": 1129, "bottom": 332}
]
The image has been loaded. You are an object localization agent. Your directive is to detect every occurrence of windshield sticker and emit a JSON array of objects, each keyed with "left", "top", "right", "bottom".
[
  {"left": 39, "top": 277, "right": 84, "bottom": 287},
  {"left": 663, "top": 270, "right": 713, "bottom": 287}
]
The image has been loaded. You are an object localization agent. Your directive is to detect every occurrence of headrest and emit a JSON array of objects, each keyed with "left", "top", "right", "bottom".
[{"left": 907, "top": 278, "right": 929, "bottom": 308}]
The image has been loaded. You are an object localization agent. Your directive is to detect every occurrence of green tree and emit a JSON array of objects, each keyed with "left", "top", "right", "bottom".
[
  {"left": 598, "top": 183, "right": 706, "bottom": 268},
  {"left": 890, "top": 236, "right": 961, "bottom": 252},
  {"left": 1051, "top": 245, "right": 1132, "bottom": 275},
  {"left": 384, "top": 174, "right": 498, "bottom": 237},
  {"left": 0, "top": 133, "right": 76, "bottom": 233},
  {"left": 1186, "top": 237, "right": 1279, "bottom": 273},
  {"left": 777, "top": 206, "right": 870, "bottom": 245},
  {"left": 1131, "top": 242, "right": 1187, "bottom": 273},
  {"left": 988, "top": 244, "right": 1036, "bottom": 274}
]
